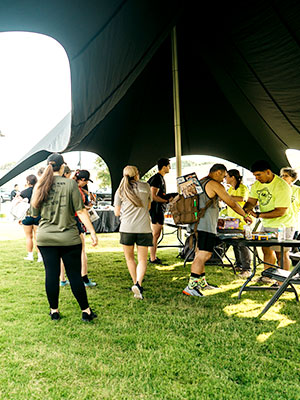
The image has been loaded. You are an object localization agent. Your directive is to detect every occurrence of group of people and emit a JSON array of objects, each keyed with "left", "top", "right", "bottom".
[
  {"left": 183, "top": 160, "right": 300, "bottom": 296},
  {"left": 14, "top": 155, "right": 98, "bottom": 321},
  {"left": 13, "top": 152, "right": 300, "bottom": 319}
]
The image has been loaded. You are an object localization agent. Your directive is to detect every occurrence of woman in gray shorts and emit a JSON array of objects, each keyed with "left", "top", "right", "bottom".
[{"left": 114, "top": 165, "right": 153, "bottom": 300}]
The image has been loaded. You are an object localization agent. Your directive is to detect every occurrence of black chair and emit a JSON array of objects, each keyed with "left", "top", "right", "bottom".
[{"left": 258, "top": 261, "right": 300, "bottom": 317}]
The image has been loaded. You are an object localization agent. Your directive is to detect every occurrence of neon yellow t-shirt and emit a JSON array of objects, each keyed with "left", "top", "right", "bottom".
[
  {"left": 290, "top": 185, "right": 300, "bottom": 228},
  {"left": 227, "top": 183, "right": 249, "bottom": 229},
  {"left": 249, "top": 174, "right": 293, "bottom": 228}
]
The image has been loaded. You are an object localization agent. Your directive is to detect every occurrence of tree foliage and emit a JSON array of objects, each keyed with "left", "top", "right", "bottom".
[{"left": 94, "top": 157, "right": 111, "bottom": 189}]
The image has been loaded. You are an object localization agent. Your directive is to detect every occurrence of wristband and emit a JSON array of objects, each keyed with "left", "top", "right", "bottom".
[{"left": 256, "top": 212, "right": 260, "bottom": 218}]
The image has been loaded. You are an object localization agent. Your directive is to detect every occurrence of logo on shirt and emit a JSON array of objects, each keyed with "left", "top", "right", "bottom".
[{"left": 257, "top": 188, "right": 272, "bottom": 206}]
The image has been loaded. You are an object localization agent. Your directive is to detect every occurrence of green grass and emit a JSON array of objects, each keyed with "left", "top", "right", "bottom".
[{"left": 1, "top": 229, "right": 300, "bottom": 399}]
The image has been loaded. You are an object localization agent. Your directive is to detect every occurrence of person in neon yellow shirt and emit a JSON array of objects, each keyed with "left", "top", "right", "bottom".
[
  {"left": 226, "top": 169, "right": 251, "bottom": 278},
  {"left": 280, "top": 167, "right": 300, "bottom": 239},
  {"left": 243, "top": 160, "right": 293, "bottom": 276}
]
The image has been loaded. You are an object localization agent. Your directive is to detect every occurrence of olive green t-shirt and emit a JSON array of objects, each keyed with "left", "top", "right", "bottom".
[{"left": 32, "top": 176, "right": 84, "bottom": 246}]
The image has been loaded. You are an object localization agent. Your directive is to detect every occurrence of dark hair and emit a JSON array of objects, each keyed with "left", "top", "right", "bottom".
[
  {"left": 209, "top": 163, "right": 227, "bottom": 173},
  {"left": 37, "top": 167, "right": 45, "bottom": 177},
  {"left": 26, "top": 174, "right": 37, "bottom": 186},
  {"left": 31, "top": 153, "right": 64, "bottom": 209},
  {"left": 251, "top": 160, "right": 271, "bottom": 173},
  {"left": 157, "top": 158, "right": 170, "bottom": 171},
  {"left": 74, "top": 169, "right": 93, "bottom": 183},
  {"left": 280, "top": 167, "right": 298, "bottom": 181},
  {"left": 227, "top": 169, "right": 242, "bottom": 190}
]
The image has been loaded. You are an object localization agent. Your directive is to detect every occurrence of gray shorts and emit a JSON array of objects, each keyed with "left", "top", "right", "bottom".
[
  {"left": 120, "top": 232, "right": 153, "bottom": 247},
  {"left": 262, "top": 226, "right": 295, "bottom": 252}
]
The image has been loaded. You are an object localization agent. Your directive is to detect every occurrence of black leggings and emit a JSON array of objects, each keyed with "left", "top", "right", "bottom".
[{"left": 38, "top": 244, "right": 89, "bottom": 310}]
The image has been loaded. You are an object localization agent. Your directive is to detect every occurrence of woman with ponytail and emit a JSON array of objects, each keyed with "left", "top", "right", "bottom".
[
  {"left": 225, "top": 169, "right": 252, "bottom": 278},
  {"left": 31, "top": 153, "right": 98, "bottom": 321},
  {"left": 114, "top": 165, "right": 152, "bottom": 299}
]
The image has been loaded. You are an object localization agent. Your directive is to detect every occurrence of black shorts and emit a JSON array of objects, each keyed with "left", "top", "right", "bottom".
[
  {"left": 196, "top": 230, "right": 217, "bottom": 253},
  {"left": 22, "top": 216, "right": 41, "bottom": 226},
  {"left": 120, "top": 232, "right": 153, "bottom": 247},
  {"left": 149, "top": 208, "right": 164, "bottom": 225}
]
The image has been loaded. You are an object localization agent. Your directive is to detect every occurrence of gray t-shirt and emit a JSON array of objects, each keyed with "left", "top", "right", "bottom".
[
  {"left": 114, "top": 181, "right": 152, "bottom": 233},
  {"left": 32, "top": 176, "right": 84, "bottom": 246}
]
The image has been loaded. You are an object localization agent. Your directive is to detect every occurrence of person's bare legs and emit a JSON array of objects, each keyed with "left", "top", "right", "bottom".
[
  {"left": 150, "top": 223, "right": 163, "bottom": 261},
  {"left": 60, "top": 261, "right": 67, "bottom": 281},
  {"left": 191, "top": 249, "right": 213, "bottom": 275},
  {"left": 123, "top": 245, "right": 136, "bottom": 284},
  {"left": 80, "top": 233, "right": 88, "bottom": 276},
  {"left": 136, "top": 245, "right": 148, "bottom": 285},
  {"left": 33, "top": 225, "right": 42, "bottom": 261},
  {"left": 275, "top": 250, "right": 291, "bottom": 271},
  {"left": 23, "top": 225, "right": 34, "bottom": 253},
  {"left": 262, "top": 247, "right": 277, "bottom": 269}
]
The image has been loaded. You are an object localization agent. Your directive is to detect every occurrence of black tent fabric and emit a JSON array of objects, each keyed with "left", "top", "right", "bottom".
[{"left": 1, "top": 1, "right": 300, "bottom": 193}]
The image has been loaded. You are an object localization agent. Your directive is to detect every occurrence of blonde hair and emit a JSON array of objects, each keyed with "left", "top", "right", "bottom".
[{"left": 117, "top": 165, "right": 142, "bottom": 207}]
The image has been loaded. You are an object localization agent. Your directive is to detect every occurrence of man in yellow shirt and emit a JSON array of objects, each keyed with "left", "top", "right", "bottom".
[{"left": 243, "top": 160, "right": 293, "bottom": 279}]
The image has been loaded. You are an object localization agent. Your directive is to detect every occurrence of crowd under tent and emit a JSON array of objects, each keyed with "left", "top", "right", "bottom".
[{"left": 1, "top": 1, "right": 300, "bottom": 194}]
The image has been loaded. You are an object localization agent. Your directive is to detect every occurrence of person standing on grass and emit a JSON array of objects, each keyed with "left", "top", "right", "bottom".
[
  {"left": 147, "top": 158, "right": 173, "bottom": 265},
  {"left": 280, "top": 167, "right": 300, "bottom": 252},
  {"left": 20, "top": 174, "right": 43, "bottom": 262},
  {"left": 31, "top": 153, "right": 98, "bottom": 322},
  {"left": 243, "top": 160, "right": 293, "bottom": 280},
  {"left": 73, "top": 169, "right": 97, "bottom": 287},
  {"left": 183, "top": 164, "right": 252, "bottom": 297},
  {"left": 225, "top": 169, "right": 252, "bottom": 279},
  {"left": 114, "top": 165, "right": 153, "bottom": 300}
]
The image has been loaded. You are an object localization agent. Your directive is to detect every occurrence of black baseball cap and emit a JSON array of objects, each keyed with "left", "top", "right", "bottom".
[
  {"left": 76, "top": 169, "right": 93, "bottom": 183},
  {"left": 47, "top": 153, "right": 65, "bottom": 167}
]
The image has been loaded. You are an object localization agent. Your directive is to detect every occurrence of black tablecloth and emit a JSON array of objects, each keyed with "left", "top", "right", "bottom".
[{"left": 92, "top": 210, "right": 120, "bottom": 233}]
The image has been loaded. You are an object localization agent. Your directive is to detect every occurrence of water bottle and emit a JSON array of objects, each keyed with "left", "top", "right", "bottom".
[
  {"left": 243, "top": 224, "right": 252, "bottom": 240},
  {"left": 277, "top": 224, "right": 285, "bottom": 241}
]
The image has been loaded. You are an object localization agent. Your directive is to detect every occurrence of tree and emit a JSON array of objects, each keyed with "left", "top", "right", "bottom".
[{"left": 94, "top": 157, "right": 111, "bottom": 189}]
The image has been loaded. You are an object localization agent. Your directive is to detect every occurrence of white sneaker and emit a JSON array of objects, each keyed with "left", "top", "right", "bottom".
[
  {"left": 37, "top": 254, "right": 43, "bottom": 262},
  {"left": 24, "top": 254, "right": 34, "bottom": 261}
]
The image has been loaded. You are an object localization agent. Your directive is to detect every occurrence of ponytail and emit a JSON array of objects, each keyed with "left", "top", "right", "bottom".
[
  {"left": 117, "top": 165, "right": 142, "bottom": 207},
  {"left": 31, "top": 164, "right": 54, "bottom": 208}
]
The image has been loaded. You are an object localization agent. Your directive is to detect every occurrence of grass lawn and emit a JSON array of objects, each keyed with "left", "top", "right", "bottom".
[{"left": 1, "top": 223, "right": 300, "bottom": 399}]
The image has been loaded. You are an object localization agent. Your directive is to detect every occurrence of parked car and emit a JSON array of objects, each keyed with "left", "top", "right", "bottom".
[
  {"left": 95, "top": 189, "right": 112, "bottom": 203},
  {"left": 0, "top": 188, "right": 11, "bottom": 203}
]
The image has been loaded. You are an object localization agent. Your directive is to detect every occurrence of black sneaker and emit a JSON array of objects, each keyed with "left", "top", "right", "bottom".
[
  {"left": 82, "top": 309, "right": 97, "bottom": 322},
  {"left": 149, "top": 257, "right": 167, "bottom": 265},
  {"left": 49, "top": 311, "right": 60, "bottom": 321}
]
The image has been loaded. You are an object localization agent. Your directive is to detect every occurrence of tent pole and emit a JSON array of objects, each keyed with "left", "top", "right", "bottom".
[
  {"left": 171, "top": 26, "right": 183, "bottom": 247},
  {"left": 171, "top": 26, "right": 182, "bottom": 181}
]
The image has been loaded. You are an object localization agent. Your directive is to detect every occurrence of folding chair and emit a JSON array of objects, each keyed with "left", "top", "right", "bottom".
[{"left": 258, "top": 260, "right": 300, "bottom": 318}]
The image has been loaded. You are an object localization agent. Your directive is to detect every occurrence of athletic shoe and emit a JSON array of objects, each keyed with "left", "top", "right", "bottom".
[
  {"left": 255, "top": 276, "right": 276, "bottom": 284},
  {"left": 60, "top": 280, "right": 70, "bottom": 287},
  {"left": 149, "top": 257, "right": 167, "bottom": 265},
  {"left": 84, "top": 279, "right": 97, "bottom": 287},
  {"left": 238, "top": 270, "right": 252, "bottom": 279},
  {"left": 49, "top": 311, "right": 60, "bottom": 321},
  {"left": 37, "top": 254, "right": 43, "bottom": 262},
  {"left": 201, "top": 283, "right": 219, "bottom": 290},
  {"left": 131, "top": 282, "right": 143, "bottom": 299},
  {"left": 82, "top": 309, "right": 97, "bottom": 322},
  {"left": 182, "top": 286, "right": 204, "bottom": 297},
  {"left": 24, "top": 254, "right": 34, "bottom": 261}
]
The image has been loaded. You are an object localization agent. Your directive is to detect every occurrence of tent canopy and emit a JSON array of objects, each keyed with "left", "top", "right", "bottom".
[{"left": 1, "top": 1, "right": 300, "bottom": 194}]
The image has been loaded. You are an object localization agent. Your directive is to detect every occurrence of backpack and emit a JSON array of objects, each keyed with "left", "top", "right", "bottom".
[
  {"left": 169, "top": 194, "right": 214, "bottom": 225},
  {"left": 169, "top": 179, "right": 216, "bottom": 258}
]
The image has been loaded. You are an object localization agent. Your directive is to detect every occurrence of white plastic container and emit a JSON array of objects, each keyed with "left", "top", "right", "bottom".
[
  {"left": 243, "top": 224, "right": 252, "bottom": 240},
  {"left": 277, "top": 224, "right": 286, "bottom": 241}
]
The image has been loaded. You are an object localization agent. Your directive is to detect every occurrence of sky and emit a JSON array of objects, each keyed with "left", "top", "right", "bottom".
[{"left": 0, "top": 31, "right": 299, "bottom": 191}]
